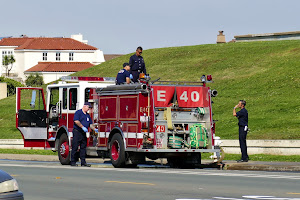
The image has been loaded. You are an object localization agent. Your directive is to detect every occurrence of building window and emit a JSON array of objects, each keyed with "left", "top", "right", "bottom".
[
  {"left": 43, "top": 52, "right": 47, "bottom": 61},
  {"left": 2, "top": 51, "right": 13, "bottom": 59},
  {"left": 69, "top": 52, "right": 74, "bottom": 61},
  {"left": 56, "top": 52, "right": 61, "bottom": 61}
]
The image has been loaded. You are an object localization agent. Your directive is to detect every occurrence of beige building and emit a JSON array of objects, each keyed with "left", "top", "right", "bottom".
[
  {"left": 234, "top": 31, "right": 300, "bottom": 42},
  {"left": 0, "top": 82, "right": 7, "bottom": 100},
  {"left": 0, "top": 34, "right": 105, "bottom": 83}
]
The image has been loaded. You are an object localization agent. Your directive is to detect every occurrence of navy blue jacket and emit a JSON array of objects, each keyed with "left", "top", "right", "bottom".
[
  {"left": 236, "top": 108, "right": 248, "bottom": 126},
  {"left": 116, "top": 69, "right": 130, "bottom": 85},
  {"left": 73, "top": 109, "right": 92, "bottom": 131},
  {"left": 129, "top": 54, "right": 146, "bottom": 74}
]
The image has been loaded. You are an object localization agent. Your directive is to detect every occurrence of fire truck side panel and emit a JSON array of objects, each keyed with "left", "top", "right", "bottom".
[
  {"left": 67, "top": 113, "right": 75, "bottom": 133},
  {"left": 119, "top": 96, "right": 138, "bottom": 121},
  {"left": 127, "top": 124, "right": 138, "bottom": 147},
  {"left": 138, "top": 92, "right": 155, "bottom": 145},
  {"left": 99, "top": 96, "right": 117, "bottom": 120},
  {"left": 98, "top": 124, "right": 107, "bottom": 147},
  {"left": 98, "top": 94, "right": 141, "bottom": 149}
]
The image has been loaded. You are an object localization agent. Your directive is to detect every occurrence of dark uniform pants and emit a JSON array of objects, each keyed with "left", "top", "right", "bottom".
[
  {"left": 71, "top": 128, "right": 87, "bottom": 165},
  {"left": 131, "top": 71, "right": 140, "bottom": 83},
  {"left": 239, "top": 126, "right": 248, "bottom": 160}
]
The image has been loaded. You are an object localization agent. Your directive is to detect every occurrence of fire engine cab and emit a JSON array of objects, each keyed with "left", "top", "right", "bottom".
[{"left": 16, "top": 75, "right": 220, "bottom": 168}]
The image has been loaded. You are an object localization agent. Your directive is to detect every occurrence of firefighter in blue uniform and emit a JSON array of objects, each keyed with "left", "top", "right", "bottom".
[
  {"left": 233, "top": 100, "right": 249, "bottom": 162},
  {"left": 71, "top": 102, "right": 98, "bottom": 167},
  {"left": 129, "top": 46, "right": 146, "bottom": 82},
  {"left": 116, "top": 63, "right": 131, "bottom": 85}
]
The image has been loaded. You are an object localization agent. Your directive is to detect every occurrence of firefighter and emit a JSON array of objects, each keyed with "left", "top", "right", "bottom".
[
  {"left": 233, "top": 100, "right": 249, "bottom": 162},
  {"left": 71, "top": 102, "right": 98, "bottom": 167},
  {"left": 116, "top": 63, "right": 131, "bottom": 85},
  {"left": 129, "top": 46, "right": 146, "bottom": 82}
]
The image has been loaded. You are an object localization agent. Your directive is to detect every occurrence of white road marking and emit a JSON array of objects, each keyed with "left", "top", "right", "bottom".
[
  {"left": 1, "top": 163, "right": 300, "bottom": 181},
  {"left": 214, "top": 197, "right": 244, "bottom": 200}
]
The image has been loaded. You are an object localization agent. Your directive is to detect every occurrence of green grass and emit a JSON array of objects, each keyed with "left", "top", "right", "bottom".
[
  {"left": 203, "top": 153, "right": 300, "bottom": 162},
  {"left": 0, "top": 95, "right": 22, "bottom": 139},
  {"left": 74, "top": 40, "right": 300, "bottom": 140},
  {"left": 0, "top": 149, "right": 56, "bottom": 155},
  {"left": 1, "top": 40, "right": 300, "bottom": 140}
]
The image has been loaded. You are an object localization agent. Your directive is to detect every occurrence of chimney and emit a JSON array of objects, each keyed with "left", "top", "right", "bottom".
[
  {"left": 71, "top": 33, "right": 88, "bottom": 44},
  {"left": 217, "top": 31, "right": 226, "bottom": 43}
]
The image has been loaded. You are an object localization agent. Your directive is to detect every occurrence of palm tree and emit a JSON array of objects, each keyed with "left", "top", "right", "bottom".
[{"left": 2, "top": 55, "right": 16, "bottom": 77}]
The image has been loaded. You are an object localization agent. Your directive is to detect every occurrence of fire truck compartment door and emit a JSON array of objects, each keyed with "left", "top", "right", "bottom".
[{"left": 16, "top": 87, "right": 47, "bottom": 139}]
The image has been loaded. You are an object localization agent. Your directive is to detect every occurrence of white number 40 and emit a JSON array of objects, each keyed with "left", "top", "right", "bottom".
[{"left": 179, "top": 91, "right": 199, "bottom": 102}]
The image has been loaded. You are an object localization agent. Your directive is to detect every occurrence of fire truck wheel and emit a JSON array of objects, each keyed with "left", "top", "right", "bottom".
[
  {"left": 58, "top": 134, "right": 71, "bottom": 165},
  {"left": 109, "top": 133, "right": 126, "bottom": 168}
]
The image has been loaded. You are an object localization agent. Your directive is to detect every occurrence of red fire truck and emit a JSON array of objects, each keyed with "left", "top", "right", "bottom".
[{"left": 16, "top": 75, "right": 220, "bottom": 168}]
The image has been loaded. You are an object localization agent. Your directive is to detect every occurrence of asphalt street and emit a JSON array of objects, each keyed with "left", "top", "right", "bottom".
[{"left": 0, "top": 160, "right": 300, "bottom": 200}]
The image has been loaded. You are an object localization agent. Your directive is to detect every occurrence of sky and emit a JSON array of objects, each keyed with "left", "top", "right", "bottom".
[{"left": 0, "top": 0, "right": 299, "bottom": 54}]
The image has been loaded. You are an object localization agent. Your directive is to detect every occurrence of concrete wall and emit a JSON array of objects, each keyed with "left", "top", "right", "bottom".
[
  {"left": 222, "top": 140, "right": 300, "bottom": 155},
  {"left": 0, "top": 82, "right": 7, "bottom": 99}
]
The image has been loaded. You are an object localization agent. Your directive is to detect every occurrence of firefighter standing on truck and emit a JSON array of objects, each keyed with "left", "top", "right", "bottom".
[
  {"left": 129, "top": 46, "right": 146, "bottom": 82},
  {"left": 71, "top": 102, "right": 98, "bottom": 167}
]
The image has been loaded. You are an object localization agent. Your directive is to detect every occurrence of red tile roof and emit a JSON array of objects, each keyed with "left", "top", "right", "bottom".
[
  {"left": 0, "top": 37, "right": 97, "bottom": 50},
  {"left": 25, "top": 62, "right": 94, "bottom": 72}
]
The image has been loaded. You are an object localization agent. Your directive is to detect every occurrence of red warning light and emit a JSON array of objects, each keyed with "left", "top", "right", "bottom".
[{"left": 207, "top": 75, "right": 212, "bottom": 81}]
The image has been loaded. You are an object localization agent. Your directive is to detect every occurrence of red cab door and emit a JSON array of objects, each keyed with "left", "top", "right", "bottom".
[{"left": 16, "top": 87, "right": 48, "bottom": 143}]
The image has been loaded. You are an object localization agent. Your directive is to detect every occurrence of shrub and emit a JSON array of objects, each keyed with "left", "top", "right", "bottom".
[
  {"left": 0, "top": 77, "right": 24, "bottom": 96},
  {"left": 25, "top": 73, "right": 44, "bottom": 87}
]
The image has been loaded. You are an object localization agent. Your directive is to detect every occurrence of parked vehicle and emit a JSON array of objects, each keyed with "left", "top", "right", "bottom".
[
  {"left": 16, "top": 75, "right": 221, "bottom": 168},
  {"left": 0, "top": 169, "right": 24, "bottom": 200}
]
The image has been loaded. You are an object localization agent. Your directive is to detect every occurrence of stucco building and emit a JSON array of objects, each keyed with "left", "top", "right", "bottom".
[
  {"left": 0, "top": 34, "right": 105, "bottom": 83},
  {"left": 234, "top": 31, "right": 300, "bottom": 42}
]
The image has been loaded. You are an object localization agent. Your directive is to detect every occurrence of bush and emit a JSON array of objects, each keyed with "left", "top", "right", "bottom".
[
  {"left": 25, "top": 73, "right": 44, "bottom": 87},
  {"left": 0, "top": 77, "right": 24, "bottom": 96}
]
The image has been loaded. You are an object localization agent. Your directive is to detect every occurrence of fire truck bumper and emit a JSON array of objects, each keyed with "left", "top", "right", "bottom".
[{"left": 134, "top": 148, "right": 220, "bottom": 153}]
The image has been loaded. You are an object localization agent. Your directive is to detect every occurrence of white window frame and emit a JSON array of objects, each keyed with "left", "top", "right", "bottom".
[
  {"left": 2, "top": 51, "right": 13, "bottom": 59},
  {"left": 43, "top": 52, "right": 48, "bottom": 61},
  {"left": 69, "top": 52, "right": 74, "bottom": 61},
  {"left": 56, "top": 52, "right": 61, "bottom": 61}
]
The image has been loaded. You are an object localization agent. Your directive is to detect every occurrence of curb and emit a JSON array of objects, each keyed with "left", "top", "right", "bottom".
[{"left": 224, "top": 161, "right": 300, "bottom": 172}]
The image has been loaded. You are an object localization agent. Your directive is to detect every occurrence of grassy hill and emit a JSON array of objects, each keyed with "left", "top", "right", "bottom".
[{"left": 2, "top": 40, "right": 300, "bottom": 140}]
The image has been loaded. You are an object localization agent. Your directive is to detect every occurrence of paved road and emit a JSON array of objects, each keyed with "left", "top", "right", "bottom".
[{"left": 0, "top": 160, "right": 300, "bottom": 200}]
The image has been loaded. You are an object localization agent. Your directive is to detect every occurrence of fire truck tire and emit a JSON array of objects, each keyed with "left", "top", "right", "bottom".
[
  {"left": 109, "top": 133, "right": 126, "bottom": 168},
  {"left": 58, "top": 134, "right": 71, "bottom": 165}
]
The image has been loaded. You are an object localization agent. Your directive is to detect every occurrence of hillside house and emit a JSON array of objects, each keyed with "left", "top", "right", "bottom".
[
  {"left": 0, "top": 34, "right": 105, "bottom": 83},
  {"left": 234, "top": 31, "right": 300, "bottom": 42}
]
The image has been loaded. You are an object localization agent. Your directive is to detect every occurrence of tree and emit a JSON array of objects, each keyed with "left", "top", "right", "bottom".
[
  {"left": 2, "top": 55, "right": 16, "bottom": 77},
  {"left": 25, "top": 73, "right": 44, "bottom": 86}
]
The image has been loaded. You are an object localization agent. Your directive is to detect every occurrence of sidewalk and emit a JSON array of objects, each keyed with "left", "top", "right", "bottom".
[{"left": 1, "top": 154, "right": 300, "bottom": 172}]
